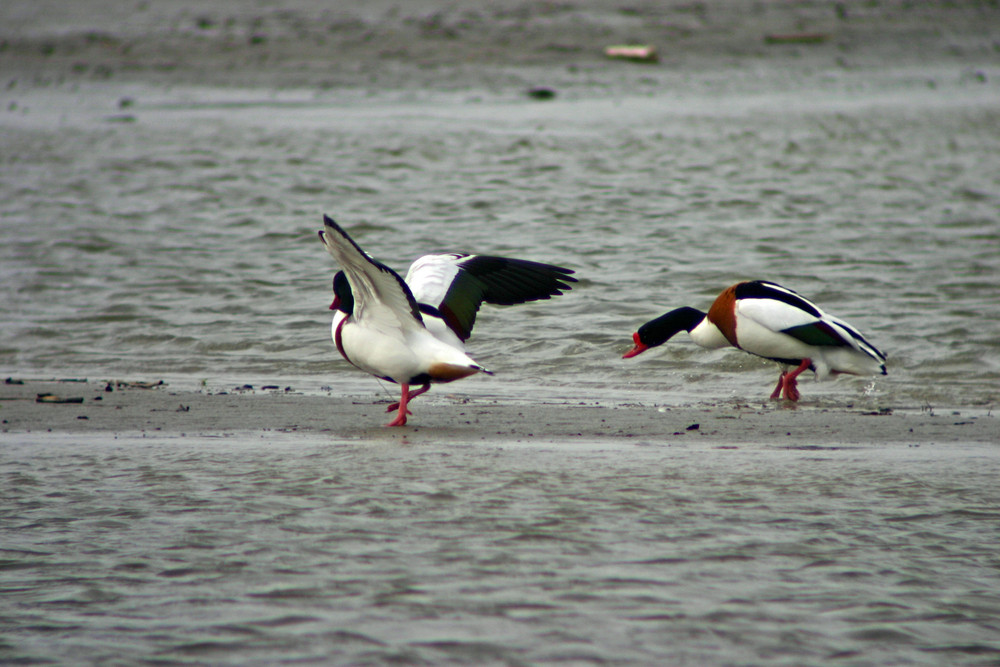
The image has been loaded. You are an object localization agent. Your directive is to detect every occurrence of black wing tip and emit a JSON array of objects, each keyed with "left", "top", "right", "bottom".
[
  {"left": 321, "top": 215, "right": 342, "bottom": 241},
  {"left": 527, "top": 261, "right": 579, "bottom": 283},
  {"left": 320, "top": 214, "right": 373, "bottom": 261},
  {"left": 545, "top": 264, "right": 578, "bottom": 281},
  {"left": 555, "top": 271, "right": 578, "bottom": 286},
  {"left": 467, "top": 255, "right": 578, "bottom": 277},
  {"left": 453, "top": 255, "right": 579, "bottom": 305},
  {"left": 531, "top": 265, "right": 578, "bottom": 298},
  {"left": 322, "top": 214, "right": 346, "bottom": 235}
]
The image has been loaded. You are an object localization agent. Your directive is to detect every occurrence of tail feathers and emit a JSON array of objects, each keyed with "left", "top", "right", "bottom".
[{"left": 428, "top": 362, "right": 489, "bottom": 382}]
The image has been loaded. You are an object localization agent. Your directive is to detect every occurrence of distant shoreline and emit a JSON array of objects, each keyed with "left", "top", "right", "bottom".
[{"left": 2, "top": 0, "right": 994, "bottom": 91}]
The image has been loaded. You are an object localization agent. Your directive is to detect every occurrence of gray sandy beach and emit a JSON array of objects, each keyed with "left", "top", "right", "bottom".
[
  {"left": 3, "top": 1, "right": 1000, "bottom": 665},
  {"left": 2, "top": 377, "right": 996, "bottom": 445}
]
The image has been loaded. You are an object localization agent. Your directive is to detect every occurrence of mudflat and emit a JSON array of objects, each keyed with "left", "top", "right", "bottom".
[
  {"left": 2, "top": 379, "right": 995, "bottom": 444},
  {"left": 2, "top": 0, "right": 994, "bottom": 91}
]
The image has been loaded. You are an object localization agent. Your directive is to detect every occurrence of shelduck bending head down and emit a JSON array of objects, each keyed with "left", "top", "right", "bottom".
[
  {"left": 318, "top": 214, "right": 577, "bottom": 426},
  {"left": 623, "top": 280, "right": 886, "bottom": 401}
]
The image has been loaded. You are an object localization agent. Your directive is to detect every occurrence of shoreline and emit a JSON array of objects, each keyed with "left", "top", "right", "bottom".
[
  {"left": 2, "top": 1, "right": 995, "bottom": 92},
  {"left": 2, "top": 378, "right": 995, "bottom": 444}
]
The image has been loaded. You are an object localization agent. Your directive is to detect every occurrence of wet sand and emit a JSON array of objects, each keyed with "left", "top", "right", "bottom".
[{"left": 2, "top": 379, "right": 995, "bottom": 444}]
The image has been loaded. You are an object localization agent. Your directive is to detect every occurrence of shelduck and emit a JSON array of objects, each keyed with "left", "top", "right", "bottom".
[
  {"left": 623, "top": 280, "right": 886, "bottom": 401},
  {"left": 319, "top": 215, "right": 576, "bottom": 426}
]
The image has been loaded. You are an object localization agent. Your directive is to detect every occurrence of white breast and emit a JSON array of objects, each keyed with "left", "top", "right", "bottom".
[{"left": 689, "top": 318, "right": 730, "bottom": 350}]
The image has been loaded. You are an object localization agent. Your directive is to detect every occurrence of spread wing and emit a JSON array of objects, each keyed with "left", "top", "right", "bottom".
[
  {"left": 405, "top": 253, "right": 577, "bottom": 341},
  {"left": 318, "top": 215, "right": 424, "bottom": 333}
]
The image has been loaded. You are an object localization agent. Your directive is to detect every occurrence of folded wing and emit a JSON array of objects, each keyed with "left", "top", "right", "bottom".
[{"left": 735, "top": 280, "right": 885, "bottom": 361}]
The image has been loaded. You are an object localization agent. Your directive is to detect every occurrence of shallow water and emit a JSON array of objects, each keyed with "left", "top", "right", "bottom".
[
  {"left": 3, "top": 434, "right": 1000, "bottom": 665},
  {"left": 3, "top": 61, "right": 1000, "bottom": 666},
  {"left": 2, "top": 65, "right": 999, "bottom": 409}
]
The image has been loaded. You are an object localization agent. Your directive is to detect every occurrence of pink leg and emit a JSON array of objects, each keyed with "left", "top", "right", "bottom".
[
  {"left": 386, "top": 383, "right": 430, "bottom": 413},
  {"left": 781, "top": 358, "right": 812, "bottom": 402},
  {"left": 385, "top": 384, "right": 411, "bottom": 427},
  {"left": 770, "top": 372, "right": 786, "bottom": 399}
]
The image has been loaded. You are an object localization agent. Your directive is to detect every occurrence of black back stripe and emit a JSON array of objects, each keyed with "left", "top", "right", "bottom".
[{"left": 735, "top": 281, "right": 822, "bottom": 319}]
